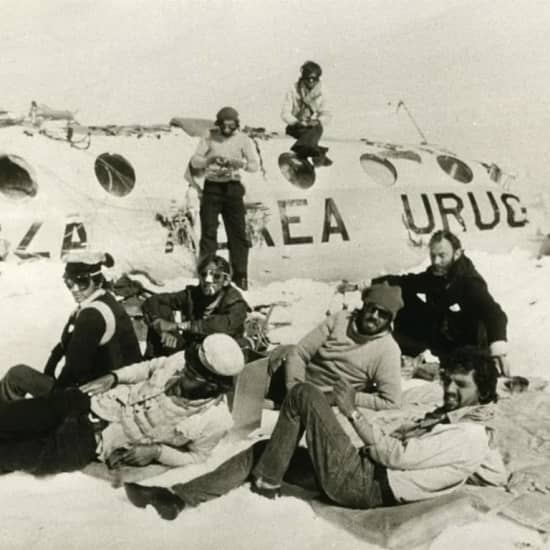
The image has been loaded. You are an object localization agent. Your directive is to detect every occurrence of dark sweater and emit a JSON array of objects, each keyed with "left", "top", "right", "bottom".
[
  {"left": 375, "top": 255, "right": 507, "bottom": 350},
  {"left": 44, "top": 291, "right": 142, "bottom": 388},
  {"left": 142, "top": 284, "right": 248, "bottom": 340}
]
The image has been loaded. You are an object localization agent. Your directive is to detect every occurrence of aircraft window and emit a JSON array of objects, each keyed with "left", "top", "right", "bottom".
[
  {"left": 436, "top": 155, "right": 473, "bottom": 183},
  {"left": 278, "top": 153, "right": 316, "bottom": 189},
  {"left": 359, "top": 154, "right": 397, "bottom": 186},
  {"left": 0, "top": 155, "right": 37, "bottom": 200},
  {"left": 94, "top": 153, "right": 136, "bottom": 197}
]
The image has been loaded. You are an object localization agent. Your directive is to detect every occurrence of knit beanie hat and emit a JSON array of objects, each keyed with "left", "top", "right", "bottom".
[
  {"left": 361, "top": 283, "right": 404, "bottom": 319},
  {"left": 64, "top": 251, "right": 114, "bottom": 279},
  {"left": 216, "top": 107, "right": 239, "bottom": 124}
]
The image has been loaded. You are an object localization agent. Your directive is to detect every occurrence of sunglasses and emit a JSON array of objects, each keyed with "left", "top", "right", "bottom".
[
  {"left": 199, "top": 270, "right": 227, "bottom": 282},
  {"left": 364, "top": 303, "right": 392, "bottom": 320},
  {"left": 63, "top": 274, "right": 92, "bottom": 291}
]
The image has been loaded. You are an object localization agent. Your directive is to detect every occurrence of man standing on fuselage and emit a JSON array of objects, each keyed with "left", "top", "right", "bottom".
[{"left": 191, "top": 107, "right": 259, "bottom": 291}]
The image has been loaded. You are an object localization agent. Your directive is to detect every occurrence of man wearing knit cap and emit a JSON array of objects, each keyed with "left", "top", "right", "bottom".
[
  {"left": 0, "top": 251, "right": 141, "bottom": 403},
  {"left": 267, "top": 283, "right": 404, "bottom": 411},
  {"left": 190, "top": 107, "right": 259, "bottom": 291},
  {"left": 0, "top": 334, "right": 245, "bottom": 475}
]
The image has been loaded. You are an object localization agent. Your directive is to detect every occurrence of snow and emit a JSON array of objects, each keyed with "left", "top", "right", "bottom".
[
  {"left": 3, "top": 1, "right": 550, "bottom": 547},
  {"left": 1, "top": 249, "right": 550, "bottom": 550}
]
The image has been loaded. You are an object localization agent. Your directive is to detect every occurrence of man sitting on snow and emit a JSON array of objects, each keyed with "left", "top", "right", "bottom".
[
  {"left": 124, "top": 346, "right": 506, "bottom": 520},
  {"left": 142, "top": 254, "right": 249, "bottom": 358},
  {"left": 0, "top": 334, "right": 244, "bottom": 475},
  {"left": 369, "top": 230, "right": 510, "bottom": 376},
  {"left": 266, "top": 283, "right": 404, "bottom": 410}
]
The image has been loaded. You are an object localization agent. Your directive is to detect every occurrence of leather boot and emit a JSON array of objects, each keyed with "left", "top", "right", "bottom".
[{"left": 124, "top": 482, "right": 185, "bottom": 521}]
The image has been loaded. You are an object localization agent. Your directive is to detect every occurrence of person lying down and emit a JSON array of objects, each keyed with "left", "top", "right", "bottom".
[
  {"left": 125, "top": 346, "right": 507, "bottom": 520},
  {"left": 0, "top": 334, "right": 244, "bottom": 474}
]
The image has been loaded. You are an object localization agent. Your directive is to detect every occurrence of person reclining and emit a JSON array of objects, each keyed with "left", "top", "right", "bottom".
[
  {"left": 267, "top": 283, "right": 403, "bottom": 410},
  {"left": 0, "top": 334, "right": 244, "bottom": 475},
  {"left": 0, "top": 251, "right": 142, "bottom": 402},
  {"left": 142, "top": 254, "right": 249, "bottom": 358},
  {"left": 124, "top": 345, "right": 506, "bottom": 520}
]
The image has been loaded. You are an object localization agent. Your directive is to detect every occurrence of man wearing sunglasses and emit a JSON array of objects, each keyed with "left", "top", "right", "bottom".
[
  {"left": 0, "top": 251, "right": 141, "bottom": 403},
  {"left": 281, "top": 60, "right": 332, "bottom": 168},
  {"left": 142, "top": 254, "right": 248, "bottom": 359},
  {"left": 267, "top": 284, "right": 403, "bottom": 411},
  {"left": 190, "top": 107, "right": 259, "bottom": 291},
  {"left": 0, "top": 333, "right": 245, "bottom": 475}
]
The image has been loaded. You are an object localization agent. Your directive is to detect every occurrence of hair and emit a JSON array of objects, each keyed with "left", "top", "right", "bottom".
[
  {"left": 440, "top": 346, "right": 499, "bottom": 404},
  {"left": 197, "top": 254, "right": 232, "bottom": 278},
  {"left": 215, "top": 107, "right": 240, "bottom": 130},
  {"left": 185, "top": 344, "right": 234, "bottom": 397},
  {"left": 300, "top": 60, "right": 322, "bottom": 78},
  {"left": 429, "top": 230, "right": 462, "bottom": 252}
]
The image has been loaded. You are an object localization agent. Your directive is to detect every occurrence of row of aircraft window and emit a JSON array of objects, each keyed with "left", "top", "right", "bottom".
[{"left": 0, "top": 151, "right": 475, "bottom": 199}]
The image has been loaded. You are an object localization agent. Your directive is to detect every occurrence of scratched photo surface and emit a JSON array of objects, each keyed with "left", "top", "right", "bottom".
[{"left": 1, "top": 1, "right": 549, "bottom": 549}]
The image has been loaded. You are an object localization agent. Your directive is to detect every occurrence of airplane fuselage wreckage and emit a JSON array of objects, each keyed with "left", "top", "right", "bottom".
[{"left": 0, "top": 108, "right": 545, "bottom": 282}]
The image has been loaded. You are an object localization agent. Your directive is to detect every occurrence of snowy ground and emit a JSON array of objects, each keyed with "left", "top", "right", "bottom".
[{"left": 1, "top": 249, "right": 550, "bottom": 549}]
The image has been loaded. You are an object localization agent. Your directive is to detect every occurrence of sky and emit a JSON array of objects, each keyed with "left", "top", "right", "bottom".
[{"left": 3, "top": 0, "right": 550, "bottom": 189}]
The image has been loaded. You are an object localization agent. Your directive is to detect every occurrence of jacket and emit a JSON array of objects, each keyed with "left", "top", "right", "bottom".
[
  {"left": 375, "top": 255, "right": 507, "bottom": 350},
  {"left": 44, "top": 290, "right": 142, "bottom": 388},
  {"left": 142, "top": 284, "right": 248, "bottom": 341},
  {"left": 281, "top": 81, "right": 332, "bottom": 126},
  {"left": 91, "top": 351, "right": 233, "bottom": 467}
]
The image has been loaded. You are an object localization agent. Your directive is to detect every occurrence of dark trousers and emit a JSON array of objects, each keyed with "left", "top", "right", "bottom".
[
  {"left": 0, "top": 389, "right": 96, "bottom": 475},
  {"left": 0, "top": 364, "right": 55, "bottom": 403},
  {"left": 393, "top": 294, "right": 489, "bottom": 358},
  {"left": 252, "top": 383, "right": 392, "bottom": 509},
  {"left": 286, "top": 124, "right": 325, "bottom": 159},
  {"left": 199, "top": 180, "right": 250, "bottom": 284}
]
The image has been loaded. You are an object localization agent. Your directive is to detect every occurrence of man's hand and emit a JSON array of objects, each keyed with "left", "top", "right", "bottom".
[
  {"left": 333, "top": 378, "right": 356, "bottom": 418},
  {"left": 106, "top": 445, "right": 161, "bottom": 468},
  {"left": 151, "top": 318, "right": 177, "bottom": 334},
  {"left": 206, "top": 155, "right": 227, "bottom": 167},
  {"left": 228, "top": 158, "right": 245, "bottom": 169},
  {"left": 80, "top": 373, "right": 117, "bottom": 396},
  {"left": 493, "top": 355, "right": 512, "bottom": 377},
  {"left": 160, "top": 332, "right": 179, "bottom": 349},
  {"left": 267, "top": 344, "right": 294, "bottom": 376},
  {"left": 508, "top": 465, "right": 550, "bottom": 496}
]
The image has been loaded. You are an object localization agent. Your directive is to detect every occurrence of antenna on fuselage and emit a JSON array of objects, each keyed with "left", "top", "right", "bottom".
[{"left": 395, "top": 100, "right": 428, "bottom": 145}]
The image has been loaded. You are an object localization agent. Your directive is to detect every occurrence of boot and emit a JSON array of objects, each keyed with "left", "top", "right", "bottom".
[{"left": 124, "top": 482, "right": 185, "bottom": 521}]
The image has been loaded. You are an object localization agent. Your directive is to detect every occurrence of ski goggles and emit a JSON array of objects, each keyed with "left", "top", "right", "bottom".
[
  {"left": 199, "top": 269, "right": 228, "bottom": 283},
  {"left": 363, "top": 303, "right": 393, "bottom": 321},
  {"left": 63, "top": 274, "right": 92, "bottom": 291}
]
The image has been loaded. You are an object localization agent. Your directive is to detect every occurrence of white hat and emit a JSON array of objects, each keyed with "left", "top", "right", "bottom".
[{"left": 198, "top": 334, "right": 245, "bottom": 377}]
